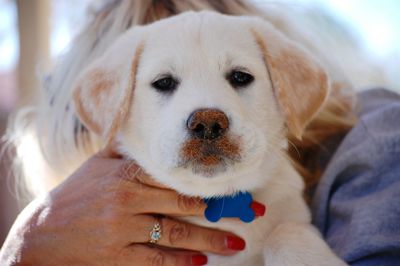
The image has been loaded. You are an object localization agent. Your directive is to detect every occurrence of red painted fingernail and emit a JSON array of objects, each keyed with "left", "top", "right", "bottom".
[
  {"left": 251, "top": 201, "right": 266, "bottom": 217},
  {"left": 226, "top": 236, "right": 246, "bottom": 251},
  {"left": 191, "top": 254, "right": 208, "bottom": 265}
]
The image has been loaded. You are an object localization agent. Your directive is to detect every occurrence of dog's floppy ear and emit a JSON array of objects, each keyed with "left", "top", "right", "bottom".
[
  {"left": 251, "top": 23, "right": 330, "bottom": 139},
  {"left": 72, "top": 39, "right": 143, "bottom": 144}
]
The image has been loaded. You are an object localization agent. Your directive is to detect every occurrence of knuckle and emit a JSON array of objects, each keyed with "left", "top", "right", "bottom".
[
  {"left": 204, "top": 232, "right": 223, "bottom": 251},
  {"left": 147, "top": 251, "right": 165, "bottom": 266},
  {"left": 177, "top": 195, "right": 202, "bottom": 213},
  {"left": 118, "top": 160, "right": 141, "bottom": 182},
  {"left": 168, "top": 221, "right": 191, "bottom": 245},
  {"left": 113, "top": 189, "right": 138, "bottom": 205}
]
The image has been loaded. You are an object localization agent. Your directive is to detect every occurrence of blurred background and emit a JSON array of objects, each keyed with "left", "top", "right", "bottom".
[{"left": 0, "top": 0, "right": 399, "bottom": 247}]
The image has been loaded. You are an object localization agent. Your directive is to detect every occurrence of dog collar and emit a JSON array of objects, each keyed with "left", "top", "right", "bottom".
[{"left": 203, "top": 191, "right": 255, "bottom": 223}]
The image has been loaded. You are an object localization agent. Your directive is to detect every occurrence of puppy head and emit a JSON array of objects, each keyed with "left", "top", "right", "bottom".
[{"left": 73, "top": 11, "right": 329, "bottom": 197}]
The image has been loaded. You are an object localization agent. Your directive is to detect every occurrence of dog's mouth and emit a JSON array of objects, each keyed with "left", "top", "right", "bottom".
[{"left": 179, "top": 136, "right": 241, "bottom": 177}]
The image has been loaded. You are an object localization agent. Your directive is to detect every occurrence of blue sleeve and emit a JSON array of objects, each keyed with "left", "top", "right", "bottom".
[{"left": 312, "top": 89, "right": 400, "bottom": 265}]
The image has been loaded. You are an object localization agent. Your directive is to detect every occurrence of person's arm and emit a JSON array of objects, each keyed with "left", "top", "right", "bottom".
[
  {"left": 0, "top": 147, "right": 252, "bottom": 266},
  {"left": 312, "top": 88, "right": 400, "bottom": 266}
]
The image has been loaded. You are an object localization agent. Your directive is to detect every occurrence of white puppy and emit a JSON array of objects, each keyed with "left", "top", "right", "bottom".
[{"left": 73, "top": 11, "right": 346, "bottom": 266}]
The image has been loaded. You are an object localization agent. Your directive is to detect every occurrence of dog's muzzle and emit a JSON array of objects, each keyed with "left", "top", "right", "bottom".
[{"left": 180, "top": 109, "right": 241, "bottom": 176}]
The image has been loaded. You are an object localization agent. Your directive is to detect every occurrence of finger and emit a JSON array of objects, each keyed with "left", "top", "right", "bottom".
[
  {"left": 251, "top": 201, "right": 266, "bottom": 217},
  {"left": 112, "top": 184, "right": 206, "bottom": 217},
  {"left": 120, "top": 244, "right": 208, "bottom": 266},
  {"left": 117, "top": 159, "right": 169, "bottom": 189},
  {"left": 114, "top": 159, "right": 262, "bottom": 219},
  {"left": 114, "top": 161, "right": 206, "bottom": 216},
  {"left": 134, "top": 168, "right": 171, "bottom": 189},
  {"left": 157, "top": 248, "right": 209, "bottom": 266},
  {"left": 129, "top": 215, "right": 246, "bottom": 255},
  {"left": 138, "top": 189, "right": 206, "bottom": 216}
]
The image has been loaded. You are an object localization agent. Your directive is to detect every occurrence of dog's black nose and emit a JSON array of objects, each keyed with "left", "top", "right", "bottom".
[{"left": 187, "top": 109, "right": 229, "bottom": 140}]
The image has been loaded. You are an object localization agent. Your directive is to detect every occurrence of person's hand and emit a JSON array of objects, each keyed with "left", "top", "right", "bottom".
[{"left": 0, "top": 147, "right": 255, "bottom": 266}]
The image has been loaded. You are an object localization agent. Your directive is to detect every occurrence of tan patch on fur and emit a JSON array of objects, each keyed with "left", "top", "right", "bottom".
[
  {"left": 251, "top": 30, "right": 328, "bottom": 139},
  {"left": 73, "top": 43, "right": 144, "bottom": 143},
  {"left": 271, "top": 50, "right": 328, "bottom": 136},
  {"left": 73, "top": 85, "right": 102, "bottom": 135},
  {"left": 181, "top": 137, "right": 240, "bottom": 167},
  {"left": 87, "top": 70, "right": 115, "bottom": 109},
  {"left": 106, "top": 44, "right": 144, "bottom": 144},
  {"left": 251, "top": 30, "right": 356, "bottom": 198},
  {"left": 201, "top": 154, "right": 221, "bottom": 166}
]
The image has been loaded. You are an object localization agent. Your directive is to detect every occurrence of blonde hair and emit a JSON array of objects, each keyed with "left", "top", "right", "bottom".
[{"left": 7, "top": 0, "right": 358, "bottom": 198}]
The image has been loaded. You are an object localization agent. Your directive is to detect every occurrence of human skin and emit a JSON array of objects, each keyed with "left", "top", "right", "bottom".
[{"left": 0, "top": 147, "right": 259, "bottom": 266}]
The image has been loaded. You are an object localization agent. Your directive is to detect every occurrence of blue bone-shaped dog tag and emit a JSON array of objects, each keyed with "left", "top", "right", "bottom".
[{"left": 204, "top": 191, "right": 255, "bottom": 223}]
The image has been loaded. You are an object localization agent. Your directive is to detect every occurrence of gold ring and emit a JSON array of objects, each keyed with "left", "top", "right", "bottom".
[{"left": 149, "top": 222, "right": 162, "bottom": 243}]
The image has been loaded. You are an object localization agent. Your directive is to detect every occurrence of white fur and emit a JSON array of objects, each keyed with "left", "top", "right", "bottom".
[
  {"left": 76, "top": 11, "right": 347, "bottom": 265},
  {"left": 119, "top": 13, "right": 283, "bottom": 197}
]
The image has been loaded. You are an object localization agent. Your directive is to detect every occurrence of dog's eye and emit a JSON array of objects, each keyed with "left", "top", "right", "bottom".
[
  {"left": 227, "top": 71, "right": 254, "bottom": 88},
  {"left": 152, "top": 76, "right": 178, "bottom": 93}
]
